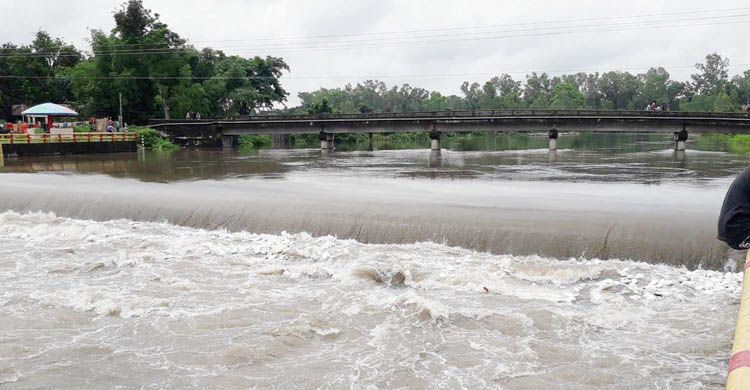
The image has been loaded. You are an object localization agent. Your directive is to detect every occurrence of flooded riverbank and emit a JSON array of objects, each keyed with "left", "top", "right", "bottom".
[{"left": 0, "top": 132, "right": 747, "bottom": 388}]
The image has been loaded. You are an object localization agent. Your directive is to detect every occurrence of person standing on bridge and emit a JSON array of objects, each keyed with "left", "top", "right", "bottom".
[{"left": 719, "top": 166, "right": 750, "bottom": 250}]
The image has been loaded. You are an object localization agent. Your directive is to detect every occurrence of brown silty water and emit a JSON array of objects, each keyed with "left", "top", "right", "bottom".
[
  {"left": 0, "top": 133, "right": 747, "bottom": 388},
  {"left": 0, "top": 133, "right": 746, "bottom": 270}
]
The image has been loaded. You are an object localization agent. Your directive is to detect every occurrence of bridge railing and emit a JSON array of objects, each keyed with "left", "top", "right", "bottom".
[
  {"left": 0, "top": 132, "right": 138, "bottom": 145},
  {"left": 148, "top": 109, "right": 750, "bottom": 125}
]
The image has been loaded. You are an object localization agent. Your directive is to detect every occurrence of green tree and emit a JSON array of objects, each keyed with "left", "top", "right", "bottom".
[
  {"left": 690, "top": 53, "right": 729, "bottom": 96},
  {"left": 523, "top": 72, "right": 553, "bottom": 108},
  {"left": 65, "top": 0, "right": 289, "bottom": 122},
  {"left": 550, "top": 82, "right": 585, "bottom": 109},
  {"left": 635, "top": 67, "right": 683, "bottom": 110},
  {"left": 0, "top": 31, "right": 81, "bottom": 118},
  {"left": 307, "top": 98, "right": 333, "bottom": 114},
  {"left": 597, "top": 71, "right": 642, "bottom": 109}
]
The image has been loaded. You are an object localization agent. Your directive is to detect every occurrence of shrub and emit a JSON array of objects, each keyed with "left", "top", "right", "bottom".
[
  {"left": 238, "top": 134, "right": 272, "bottom": 149},
  {"left": 74, "top": 125, "right": 93, "bottom": 133},
  {"left": 131, "top": 127, "right": 178, "bottom": 151},
  {"left": 729, "top": 135, "right": 750, "bottom": 154}
]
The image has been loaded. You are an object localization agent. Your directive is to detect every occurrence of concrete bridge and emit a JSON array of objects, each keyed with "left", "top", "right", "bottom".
[{"left": 149, "top": 109, "right": 750, "bottom": 151}]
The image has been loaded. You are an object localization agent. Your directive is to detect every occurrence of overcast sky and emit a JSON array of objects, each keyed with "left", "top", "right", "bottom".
[{"left": 3, "top": 1, "right": 750, "bottom": 106}]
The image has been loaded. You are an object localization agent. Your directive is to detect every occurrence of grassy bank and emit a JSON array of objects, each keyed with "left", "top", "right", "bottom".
[{"left": 697, "top": 134, "right": 750, "bottom": 153}]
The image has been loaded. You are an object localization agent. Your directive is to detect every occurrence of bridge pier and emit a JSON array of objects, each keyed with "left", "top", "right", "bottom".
[
  {"left": 549, "top": 129, "right": 559, "bottom": 150},
  {"left": 429, "top": 150, "right": 442, "bottom": 168},
  {"left": 430, "top": 130, "right": 441, "bottom": 151},
  {"left": 674, "top": 129, "right": 688, "bottom": 151},
  {"left": 319, "top": 132, "right": 329, "bottom": 150},
  {"left": 319, "top": 132, "right": 335, "bottom": 151},
  {"left": 222, "top": 135, "right": 238, "bottom": 150}
]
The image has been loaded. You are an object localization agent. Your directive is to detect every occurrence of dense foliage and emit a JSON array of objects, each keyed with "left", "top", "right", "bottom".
[
  {"left": 0, "top": 0, "right": 288, "bottom": 123},
  {"left": 294, "top": 55, "right": 750, "bottom": 114},
  {"left": 132, "top": 127, "right": 178, "bottom": 150},
  {"left": 238, "top": 135, "right": 272, "bottom": 149}
]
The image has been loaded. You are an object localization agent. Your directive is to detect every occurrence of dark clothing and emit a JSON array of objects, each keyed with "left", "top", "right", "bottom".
[{"left": 718, "top": 166, "right": 750, "bottom": 249}]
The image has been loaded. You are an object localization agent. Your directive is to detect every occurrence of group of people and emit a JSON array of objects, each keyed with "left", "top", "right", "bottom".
[
  {"left": 86, "top": 117, "right": 127, "bottom": 133},
  {"left": 185, "top": 111, "right": 202, "bottom": 120},
  {"left": 645, "top": 100, "right": 668, "bottom": 112}
]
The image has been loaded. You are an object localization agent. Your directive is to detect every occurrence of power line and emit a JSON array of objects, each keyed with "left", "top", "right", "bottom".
[
  {"left": 2, "top": 17, "right": 748, "bottom": 59},
  {"left": 72, "top": 13, "right": 750, "bottom": 54},
  {"left": 2, "top": 63, "right": 748, "bottom": 81},
  {"left": 50, "top": 6, "right": 750, "bottom": 49},
  {"left": 0, "top": 8, "right": 750, "bottom": 57}
]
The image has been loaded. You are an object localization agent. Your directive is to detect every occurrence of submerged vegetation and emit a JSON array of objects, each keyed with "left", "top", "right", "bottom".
[{"left": 697, "top": 134, "right": 750, "bottom": 154}]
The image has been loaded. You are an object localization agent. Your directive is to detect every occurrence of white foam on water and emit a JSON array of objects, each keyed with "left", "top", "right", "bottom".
[{"left": 0, "top": 211, "right": 740, "bottom": 389}]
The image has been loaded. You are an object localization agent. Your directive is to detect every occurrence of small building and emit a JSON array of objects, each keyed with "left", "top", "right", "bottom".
[{"left": 21, "top": 103, "right": 79, "bottom": 133}]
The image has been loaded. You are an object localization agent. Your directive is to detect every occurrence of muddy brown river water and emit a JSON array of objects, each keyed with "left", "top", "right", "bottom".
[{"left": 0, "top": 133, "right": 747, "bottom": 388}]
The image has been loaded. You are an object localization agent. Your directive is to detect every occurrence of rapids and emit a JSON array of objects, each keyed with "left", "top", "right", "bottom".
[{"left": 0, "top": 212, "right": 740, "bottom": 389}]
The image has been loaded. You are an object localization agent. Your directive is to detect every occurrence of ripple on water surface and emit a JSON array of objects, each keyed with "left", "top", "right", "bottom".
[{"left": 0, "top": 211, "right": 740, "bottom": 389}]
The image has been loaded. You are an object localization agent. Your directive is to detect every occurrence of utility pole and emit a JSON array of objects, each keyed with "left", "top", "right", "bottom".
[
  {"left": 118, "top": 92, "right": 123, "bottom": 127},
  {"left": 156, "top": 84, "right": 170, "bottom": 120}
]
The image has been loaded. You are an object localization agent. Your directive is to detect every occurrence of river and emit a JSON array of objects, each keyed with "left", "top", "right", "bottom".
[{"left": 0, "top": 132, "right": 745, "bottom": 388}]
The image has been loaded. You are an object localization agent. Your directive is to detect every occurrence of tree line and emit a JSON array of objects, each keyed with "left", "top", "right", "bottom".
[
  {"left": 1, "top": 0, "right": 749, "bottom": 125},
  {"left": 295, "top": 55, "right": 750, "bottom": 115},
  {"left": 0, "top": 0, "right": 289, "bottom": 124}
]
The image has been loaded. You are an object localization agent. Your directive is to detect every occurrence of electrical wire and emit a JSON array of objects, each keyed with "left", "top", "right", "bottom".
[
  {"left": 53, "top": 6, "right": 750, "bottom": 48},
  {"left": 1, "top": 63, "right": 748, "bottom": 81},
  {"left": 2, "top": 13, "right": 748, "bottom": 58}
]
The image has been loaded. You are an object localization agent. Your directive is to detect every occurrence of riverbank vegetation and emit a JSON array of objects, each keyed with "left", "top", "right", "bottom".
[
  {"left": 0, "top": 0, "right": 288, "bottom": 124},
  {"left": 238, "top": 135, "right": 272, "bottom": 149},
  {"left": 131, "top": 127, "right": 178, "bottom": 151},
  {"left": 697, "top": 134, "right": 750, "bottom": 154},
  {"left": 1, "top": 1, "right": 749, "bottom": 125},
  {"left": 295, "top": 57, "right": 750, "bottom": 114}
]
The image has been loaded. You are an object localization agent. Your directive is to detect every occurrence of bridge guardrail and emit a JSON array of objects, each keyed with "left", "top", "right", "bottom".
[
  {"left": 0, "top": 132, "right": 138, "bottom": 145},
  {"left": 148, "top": 110, "right": 750, "bottom": 125}
]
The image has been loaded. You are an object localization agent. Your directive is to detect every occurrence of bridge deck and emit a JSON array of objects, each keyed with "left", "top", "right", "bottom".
[{"left": 149, "top": 110, "right": 750, "bottom": 137}]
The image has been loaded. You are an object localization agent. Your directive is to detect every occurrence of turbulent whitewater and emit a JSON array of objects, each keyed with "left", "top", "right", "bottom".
[{"left": 0, "top": 211, "right": 740, "bottom": 389}]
